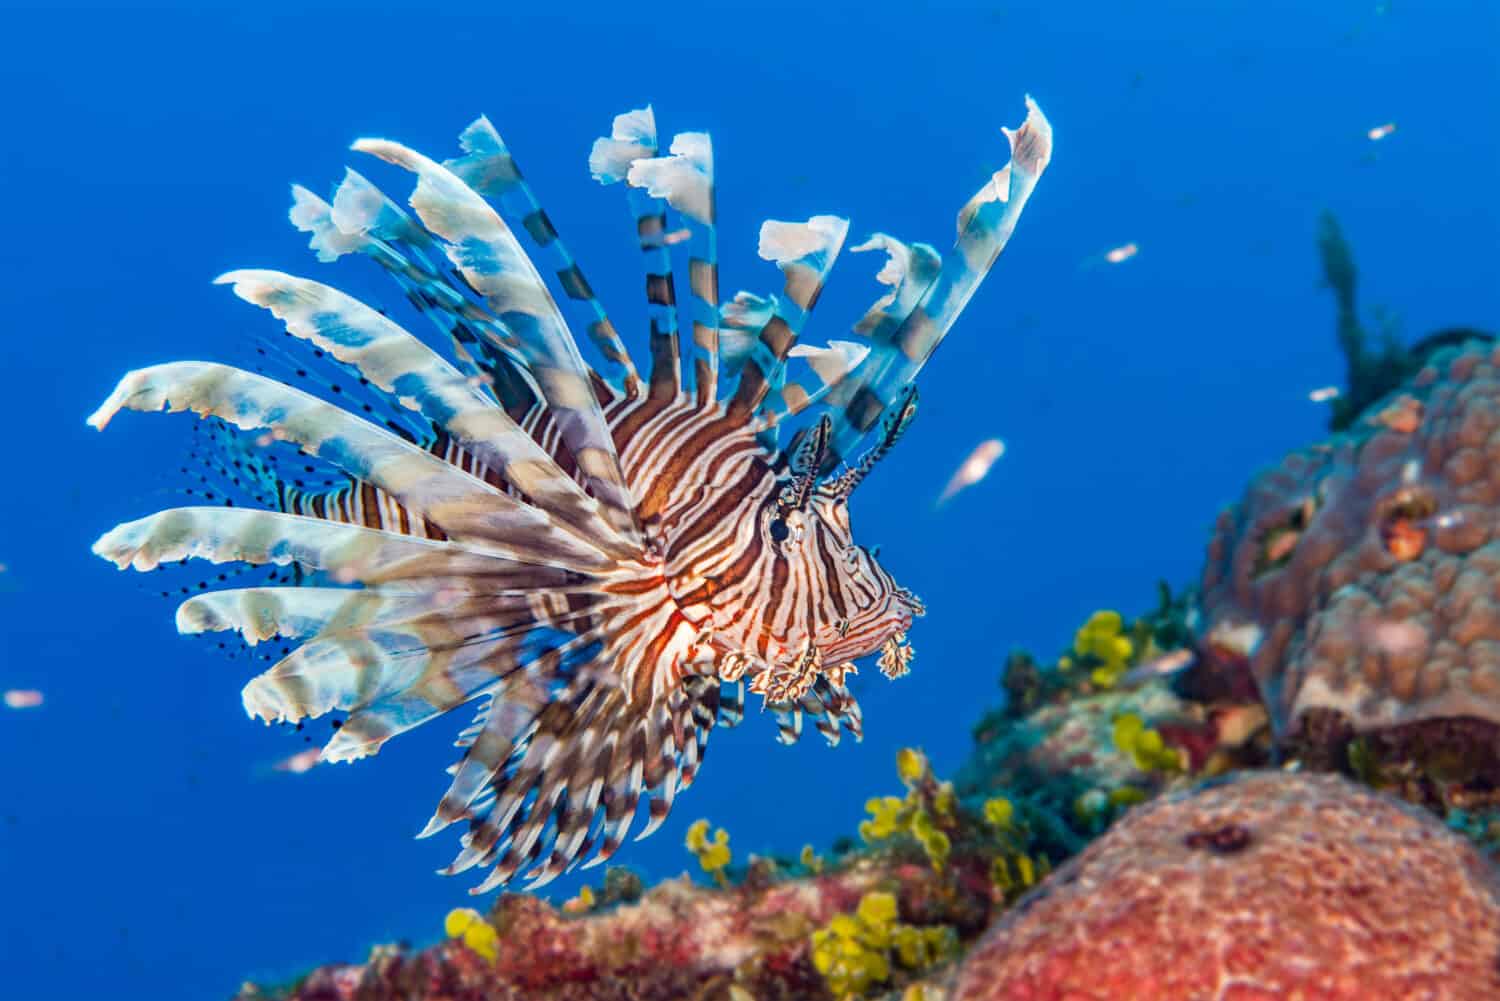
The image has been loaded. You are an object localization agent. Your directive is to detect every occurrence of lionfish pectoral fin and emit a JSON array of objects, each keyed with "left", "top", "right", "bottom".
[
  {"left": 89, "top": 362, "right": 616, "bottom": 572},
  {"left": 290, "top": 178, "right": 544, "bottom": 422},
  {"left": 400, "top": 595, "right": 724, "bottom": 890},
  {"left": 350, "top": 136, "right": 644, "bottom": 547},
  {"left": 213, "top": 269, "right": 636, "bottom": 558}
]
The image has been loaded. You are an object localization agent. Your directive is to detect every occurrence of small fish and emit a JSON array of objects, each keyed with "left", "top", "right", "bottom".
[
  {"left": 272, "top": 748, "right": 323, "bottom": 774},
  {"left": 938, "top": 438, "right": 1006, "bottom": 505},
  {"left": 1119, "top": 648, "right": 1196, "bottom": 687},
  {"left": 1367, "top": 122, "right": 1397, "bottom": 141},
  {"left": 1308, "top": 385, "right": 1341, "bottom": 403},
  {"left": 3, "top": 689, "right": 44, "bottom": 710},
  {"left": 1104, "top": 242, "right": 1139, "bottom": 264}
]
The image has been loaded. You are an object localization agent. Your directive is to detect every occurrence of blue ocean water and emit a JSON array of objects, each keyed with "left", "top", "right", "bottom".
[{"left": 0, "top": 0, "right": 1495, "bottom": 997}]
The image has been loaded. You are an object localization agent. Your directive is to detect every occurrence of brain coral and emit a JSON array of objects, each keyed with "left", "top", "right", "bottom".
[
  {"left": 1197, "top": 338, "right": 1500, "bottom": 772},
  {"left": 951, "top": 771, "right": 1500, "bottom": 1001}
]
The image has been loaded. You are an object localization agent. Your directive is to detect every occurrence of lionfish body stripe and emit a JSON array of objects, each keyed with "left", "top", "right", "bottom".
[{"left": 92, "top": 98, "right": 1052, "bottom": 890}]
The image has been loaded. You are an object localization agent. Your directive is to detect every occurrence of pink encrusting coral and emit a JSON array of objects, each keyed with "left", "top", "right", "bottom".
[
  {"left": 1197, "top": 339, "right": 1500, "bottom": 765},
  {"left": 950, "top": 771, "right": 1500, "bottom": 1001}
]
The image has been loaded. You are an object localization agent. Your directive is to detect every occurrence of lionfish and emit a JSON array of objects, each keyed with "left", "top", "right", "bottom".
[{"left": 90, "top": 98, "right": 1052, "bottom": 891}]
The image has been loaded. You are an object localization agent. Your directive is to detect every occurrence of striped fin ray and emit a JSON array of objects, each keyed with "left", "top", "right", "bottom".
[
  {"left": 254, "top": 603, "right": 602, "bottom": 763},
  {"left": 415, "top": 604, "right": 723, "bottom": 890},
  {"left": 498, "top": 669, "right": 714, "bottom": 888},
  {"left": 93, "top": 508, "right": 592, "bottom": 594},
  {"left": 290, "top": 181, "right": 542, "bottom": 419},
  {"left": 351, "top": 137, "right": 643, "bottom": 545},
  {"left": 620, "top": 128, "right": 720, "bottom": 406},
  {"left": 724, "top": 216, "right": 849, "bottom": 426},
  {"left": 716, "top": 678, "right": 746, "bottom": 729},
  {"left": 215, "top": 270, "right": 635, "bottom": 557},
  {"left": 769, "top": 674, "right": 864, "bottom": 748},
  {"left": 591, "top": 108, "right": 682, "bottom": 403},
  {"left": 177, "top": 585, "right": 588, "bottom": 648},
  {"left": 177, "top": 586, "right": 426, "bottom": 646},
  {"left": 89, "top": 362, "right": 613, "bottom": 571},
  {"left": 824, "top": 97, "right": 1053, "bottom": 468},
  {"left": 445, "top": 117, "right": 643, "bottom": 398},
  {"left": 776, "top": 340, "right": 871, "bottom": 418}
]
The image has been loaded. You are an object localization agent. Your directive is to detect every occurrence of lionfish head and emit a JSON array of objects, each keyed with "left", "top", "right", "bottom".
[{"left": 767, "top": 397, "right": 925, "bottom": 669}]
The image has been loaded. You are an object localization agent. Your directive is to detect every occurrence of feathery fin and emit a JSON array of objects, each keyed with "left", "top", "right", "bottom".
[{"left": 352, "top": 137, "right": 643, "bottom": 545}]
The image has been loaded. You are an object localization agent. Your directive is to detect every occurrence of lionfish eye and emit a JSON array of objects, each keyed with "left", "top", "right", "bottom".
[{"left": 769, "top": 517, "right": 790, "bottom": 542}]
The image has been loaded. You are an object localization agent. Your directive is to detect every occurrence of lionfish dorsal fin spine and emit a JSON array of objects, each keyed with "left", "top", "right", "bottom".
[
  {"left": 445, "top": 116, "right": 644, "bottom": 400},
  {"left": 734, "top": 215, "right": 851, "bottom": 431},
  {"left": 592, "top": 108, "right": 683, "bottom": 403},
  {"left": 823, "top": 96, "right": 1053, "bottom": 470},
  {"left": 615, "top": 128, "right": 720, "bottom": 408},
  {"left": 350, "top": 136, "right": 644, "bottom": 547}
]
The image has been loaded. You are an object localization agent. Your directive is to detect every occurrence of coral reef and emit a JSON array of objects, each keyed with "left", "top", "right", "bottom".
[
  {"left": 237, "top": 864, "right": 931, "bottom": 1001},
  {"left": 950, "top": 771, "right": 1500, "bottom": 1001},
  {"left": 235, "top": 748, "right": 1032, "bottom": 1001},
  {"left": 1197, "top": 338, "right": 1500, "bottom": 809}
]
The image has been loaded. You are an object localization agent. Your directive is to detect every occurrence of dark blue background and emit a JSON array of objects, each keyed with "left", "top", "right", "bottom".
[{"left": 2, "top": 1, "right": 1495, "bottom": 997}]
